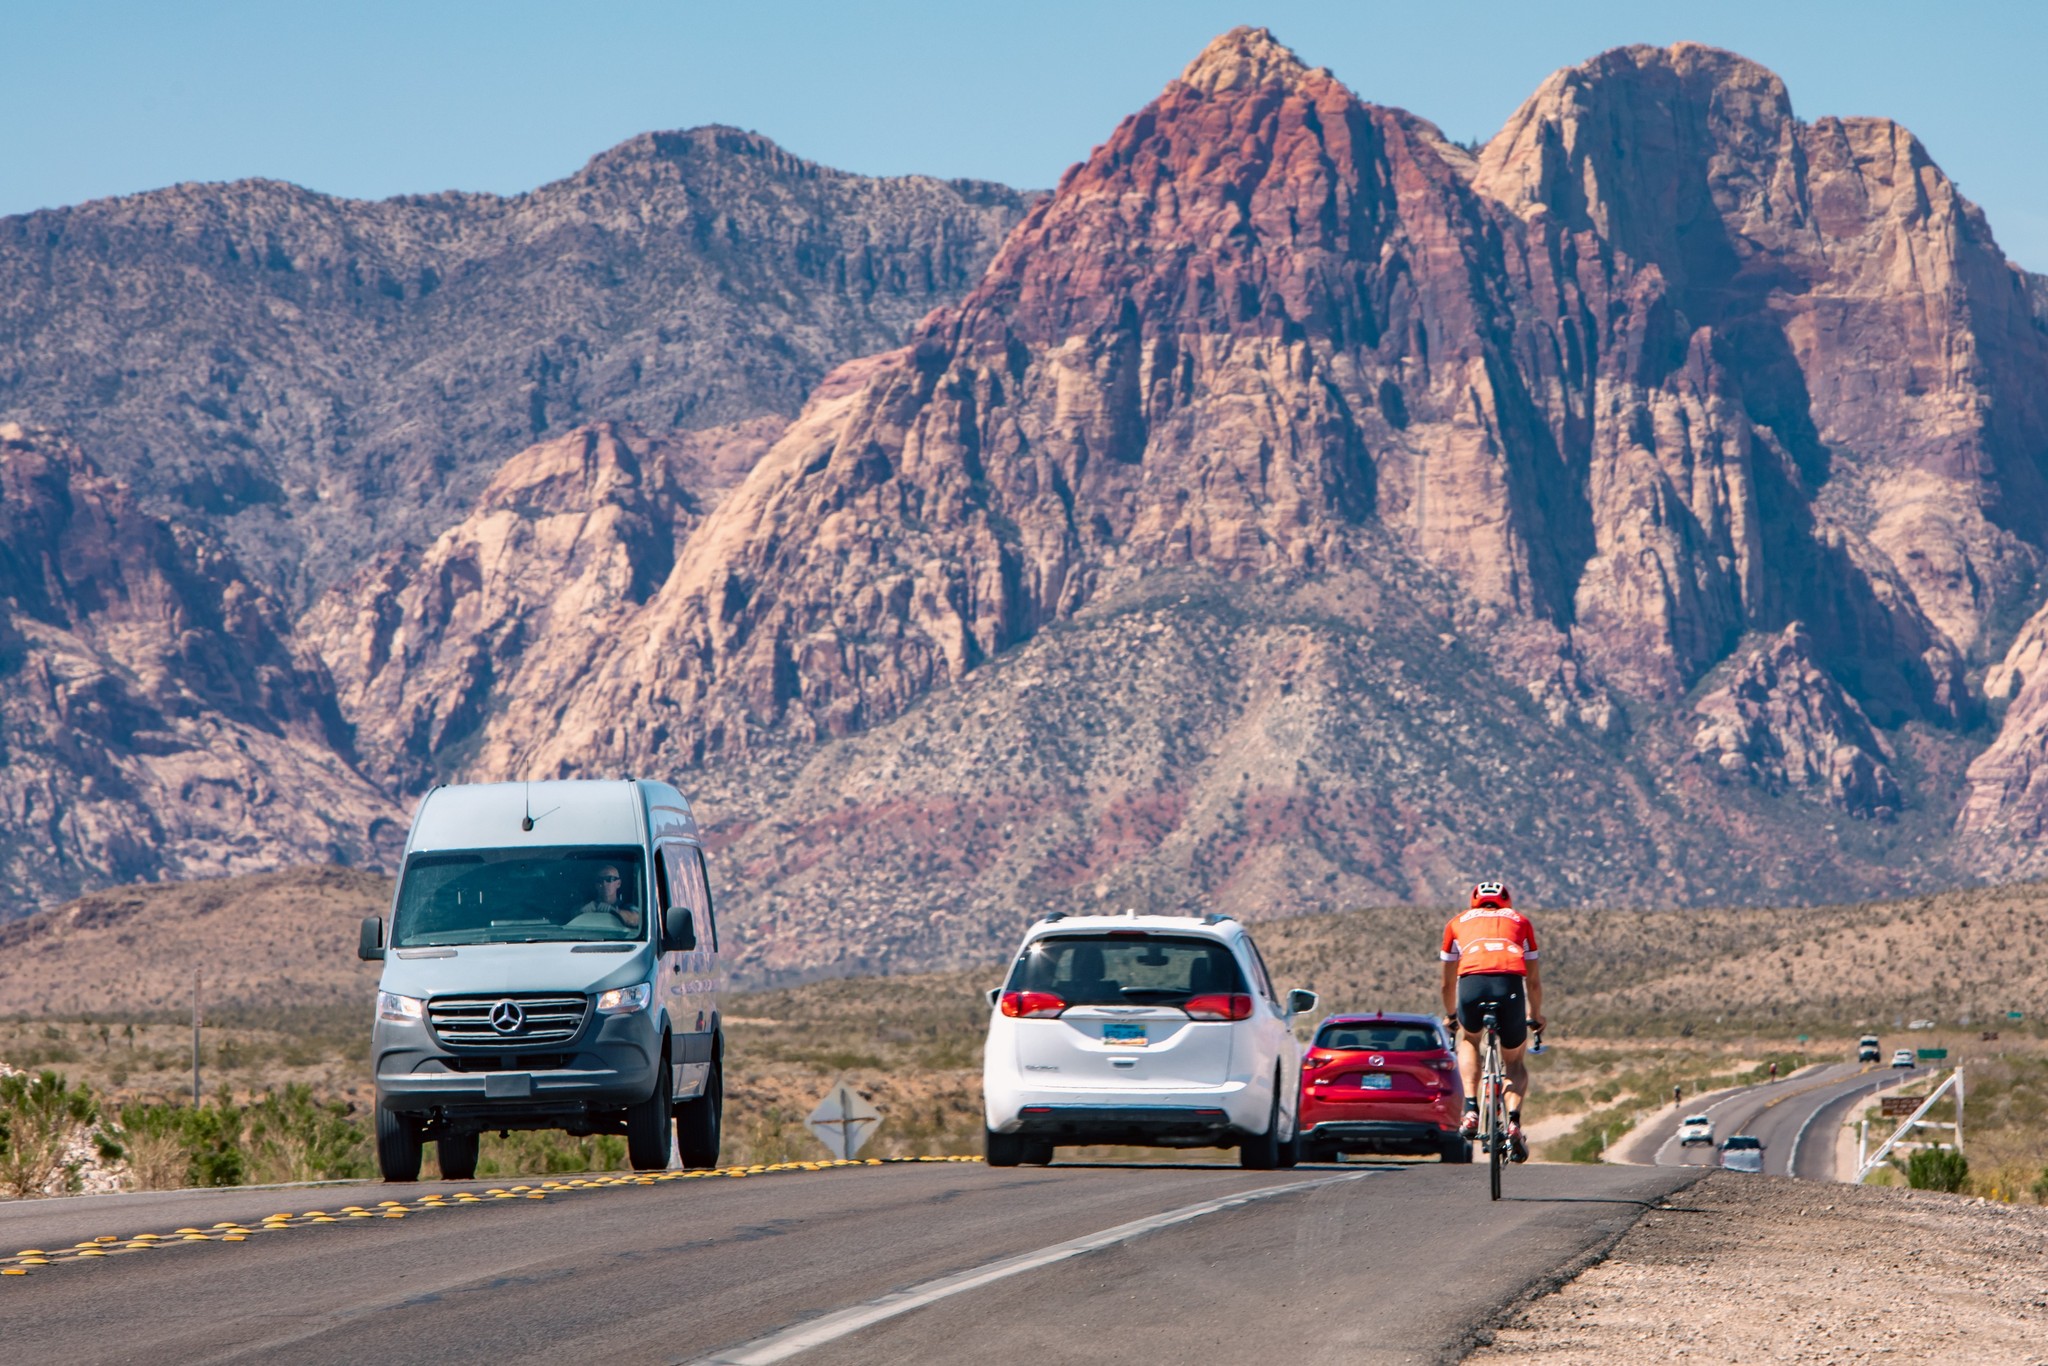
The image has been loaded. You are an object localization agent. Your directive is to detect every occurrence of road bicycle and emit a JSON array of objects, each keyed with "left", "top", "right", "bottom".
[{"left": 1473, "top": 1011, "right": 1543, "bottom": 1200}]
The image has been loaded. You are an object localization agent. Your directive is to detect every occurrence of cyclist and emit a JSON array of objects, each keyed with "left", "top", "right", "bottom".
[{"left": 1440, "top": 881, "right": 1544, "bottom": 1162}]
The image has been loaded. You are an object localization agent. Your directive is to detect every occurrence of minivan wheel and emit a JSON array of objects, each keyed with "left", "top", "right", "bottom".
[
  {"left": 1240, "top": 1085, "right": 1284, "bottom": 1170},
  {"left": 985, "top": 1127, "right": 1025, "bottom": 1168},
  {"left": 377, "top": 1107, "right": 423, "bottom": 1183},
  {"left": 1022, "top": 1139, "right": 1055, "bottom": 1166},
  {"left": 675, "top": 1057, "right": 723, "bottom": 1170},
  {"left": 626, "top": 1055, "right": 674, "bottom": 1171},
  {"left": 437, "top": 1132, "right": 480, "bottom": 1181}
]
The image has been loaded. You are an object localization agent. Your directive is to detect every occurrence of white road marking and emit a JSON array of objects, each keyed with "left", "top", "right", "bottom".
[{"left": 688, "top": 1170, "right": 1377, "bottom": 1365}]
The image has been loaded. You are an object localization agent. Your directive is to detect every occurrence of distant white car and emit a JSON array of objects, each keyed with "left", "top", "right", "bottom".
[
  {"left": 1677, "top": 1114, "right": 1715, "bottom": 1147},
  {"left": 1907, "top": 1019, "right": 1936, "bottom": 1030},
  {"left": 1891, "top": 1049, "right": 1916, "bottom": 1068}
]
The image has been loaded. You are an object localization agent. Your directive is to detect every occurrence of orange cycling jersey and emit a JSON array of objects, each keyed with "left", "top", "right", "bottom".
[{"left": 1440, "top": 907, "right": 1538, "bottom": 976}]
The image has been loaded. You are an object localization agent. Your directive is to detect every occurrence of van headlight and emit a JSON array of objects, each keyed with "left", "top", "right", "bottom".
[
  {"left": 377, "top": 991, "right": 425, "bottom": 1024},
  {"left": 595, "top": 983, "right": 652, "bottom": 1016}
]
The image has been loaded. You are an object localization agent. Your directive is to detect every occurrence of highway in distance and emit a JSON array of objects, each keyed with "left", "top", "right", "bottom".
[
  {"left": 5, "top": 1158, "right": 1695, "bottom": 1364},
  {"left": 1634, "top": 1062, "right": 1911, "bottom": 1179}
]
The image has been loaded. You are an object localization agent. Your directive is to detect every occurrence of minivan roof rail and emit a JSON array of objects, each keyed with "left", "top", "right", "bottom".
[
  {"left": 1202, "top": 912, "right": 1236, "bottom": 924},
  {"left": 1039, "top": 911, "right": 1067, "bottom": 922}
]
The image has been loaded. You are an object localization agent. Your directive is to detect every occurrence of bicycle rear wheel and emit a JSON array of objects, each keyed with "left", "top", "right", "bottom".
[{"left": 1485, "top": 1030, "right": 1504, "bottom": 1201}]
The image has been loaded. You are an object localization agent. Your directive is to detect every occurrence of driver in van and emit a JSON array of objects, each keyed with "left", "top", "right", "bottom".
[{"left": 566, "top": 864, "right": 641, "bottom": 934}]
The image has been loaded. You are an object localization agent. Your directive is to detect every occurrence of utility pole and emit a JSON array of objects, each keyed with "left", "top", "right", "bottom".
[{"left": 191, "top": 968, "right": 202, "bottom": 1107}]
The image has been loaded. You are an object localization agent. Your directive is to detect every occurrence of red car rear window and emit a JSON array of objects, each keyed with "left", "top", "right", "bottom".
[{"left": 1317, "top": 1023, "right": 1442, "bottom": 1052}]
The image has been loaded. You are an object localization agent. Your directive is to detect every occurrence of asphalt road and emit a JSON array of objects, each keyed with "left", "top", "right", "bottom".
[
  {"left": 4, "top": 1157, "right": 1696, "bottom": 1364},
  {"left": 1636, "top": 1062, "right": 1916, "bottom": 1179}
]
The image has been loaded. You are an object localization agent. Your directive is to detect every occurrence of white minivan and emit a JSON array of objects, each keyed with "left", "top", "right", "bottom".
[
  {"left": 981, "top": 912, "right": 1316, "bottom": 1169},
  {"left": 359, "top": 780, "right": 724, "bottom": 1181}
]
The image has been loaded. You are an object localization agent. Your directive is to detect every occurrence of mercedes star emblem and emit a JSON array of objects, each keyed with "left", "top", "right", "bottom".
[{"left": 489, "top": 1000, "right": 525, "bottom": 1034}]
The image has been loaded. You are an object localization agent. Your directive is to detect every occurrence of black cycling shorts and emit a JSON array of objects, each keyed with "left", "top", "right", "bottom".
[{"left": 1456, "top": 973, "right": 1530, "bottom": 1049}]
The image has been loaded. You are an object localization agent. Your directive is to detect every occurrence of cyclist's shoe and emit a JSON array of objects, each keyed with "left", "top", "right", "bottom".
[
  {"left": 1458, "top": 1109, "right": 1480, "bottom": 1140},
  {"left": 1506, "top": 1117, "right": 1528, "bottom": 1163}
]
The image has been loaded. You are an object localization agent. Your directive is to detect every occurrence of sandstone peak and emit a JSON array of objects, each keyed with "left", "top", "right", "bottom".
[{"left": 1175, "top": 25, "right": 1320, "bottom": 96}]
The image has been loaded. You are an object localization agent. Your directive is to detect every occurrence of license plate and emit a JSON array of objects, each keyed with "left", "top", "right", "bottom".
[
  {"left": 1102, "top": 1022, "right": 1148, "bottom": 1047},
  {"left": 1357, "top": 1073, "right": 1392, "bottom": 1090}
]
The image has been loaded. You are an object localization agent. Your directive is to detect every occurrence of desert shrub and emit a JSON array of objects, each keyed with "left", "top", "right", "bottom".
[
  {"left": 1906, "top": 1147, "right": 1969, "bottom": 1193},
  {"left": 244, "top": 1085, "right": 371, "bottom": 1183},
  {"left": 117, "top": 1094, "right": 247, "bottom": 1188},
  {"left": 0, "top": 1070, "right": 121, "bottom": 1197}
]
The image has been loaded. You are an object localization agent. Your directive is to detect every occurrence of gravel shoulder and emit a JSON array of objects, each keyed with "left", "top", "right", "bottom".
[{"left": 1467, "top": 1172, "right": 2048, "bottom": 1363}]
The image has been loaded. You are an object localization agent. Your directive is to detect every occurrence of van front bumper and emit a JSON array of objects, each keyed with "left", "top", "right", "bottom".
[{"left": 374, "top": 1010, "right": 660, "bottom": 1119}]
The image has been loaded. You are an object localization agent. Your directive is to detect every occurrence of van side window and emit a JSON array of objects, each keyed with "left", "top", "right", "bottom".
[
  {"left": 696, "top": 849, "right": 719, "bottom": 951},
  {"left": 652, "top": 849, "right": 673, "bottom": 913},
  {"left": 675, "top": 846, "right": 711, "bottom": 950}
]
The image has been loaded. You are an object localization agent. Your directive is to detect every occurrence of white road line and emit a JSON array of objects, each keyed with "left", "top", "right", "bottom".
[
  {"left": 688, "top": 1171, "right": 1377, "bottom": 1365},
  {"left": 1788, "top": 1069, "right": 1898, "bottom": 1179}
]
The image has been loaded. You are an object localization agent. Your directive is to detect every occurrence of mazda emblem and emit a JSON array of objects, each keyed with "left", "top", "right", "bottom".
[
  {"left": 489, "top": 1000, "right": 525, "bottom": 1034},
  {"left": 1368, "top": 1054, "right": 1384, "bottom": 1066}
]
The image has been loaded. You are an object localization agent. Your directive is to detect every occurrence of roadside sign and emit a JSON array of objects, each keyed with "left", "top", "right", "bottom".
[
  {"left": 1916, "top": 1048, "right": 1948, "bottom": 1061},
  {"left": 807, "top": 1080, "right": 882, "bottom": 1159},
  {"left": 1879, "top": 1096, "right": 1920, "bottom": 1117}
]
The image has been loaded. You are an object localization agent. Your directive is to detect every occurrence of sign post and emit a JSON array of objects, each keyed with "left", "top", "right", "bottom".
[{"left": 807, "top": 1080, "right": 882, "bottom": 1160}]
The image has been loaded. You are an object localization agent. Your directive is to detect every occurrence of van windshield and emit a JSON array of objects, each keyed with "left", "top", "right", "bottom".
[
  {"left": 1005, "top": 935, "right": 1246, "bottom": 1006},
  {"left": 391, "top": 847, "right": 648, "bottom": 947}
]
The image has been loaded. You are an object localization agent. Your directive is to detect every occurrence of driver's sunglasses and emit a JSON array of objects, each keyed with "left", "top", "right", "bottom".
[{"left": 598, "top": 874, "right": 621, "bottom": 884}]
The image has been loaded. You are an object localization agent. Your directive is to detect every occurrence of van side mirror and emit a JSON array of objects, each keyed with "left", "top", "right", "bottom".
[
  {"left": 358, "top": 916, "right": 385, "bottom": 961},
  {"left": 1287, "top": 989, "right": 1318, "bottom": 1017},
  {"left": 663, "top": 906, "right": 697, "bottom": 953},
  {"left": 986, "top": 987, "right": 1001, "bottom": 1008}
]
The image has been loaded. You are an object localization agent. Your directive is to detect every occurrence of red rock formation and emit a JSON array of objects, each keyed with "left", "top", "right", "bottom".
[
  {"left": 1960, "top": 601, "right": 2048, "bottom": 838},
  {"left": 0, "top": 424, "right": 399, "bottom": 904},
  {"left": 300, "top": 418, "right": 779, "bottom": 791},
  {"left": 476, "top": 30, "right": 2033, "bottom": 795}
]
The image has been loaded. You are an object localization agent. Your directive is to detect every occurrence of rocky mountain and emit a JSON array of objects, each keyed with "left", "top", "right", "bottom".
[
  {"left": 13, "top": 30, "right": 2048, "bottom": 978},
  {"left": 0, "top": 130, "right": 1031, "bottom": 603},
  {"left": 0, "top": 425, "right": 400, "bottom": 909},
  {"left": 296, "top": 29, "right": 2048, "bottom": 979}
]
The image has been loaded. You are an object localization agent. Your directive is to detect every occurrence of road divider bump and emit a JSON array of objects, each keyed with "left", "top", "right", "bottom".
[{"left": 3, "top": 1153, "right": 987, "bottom": 1279}]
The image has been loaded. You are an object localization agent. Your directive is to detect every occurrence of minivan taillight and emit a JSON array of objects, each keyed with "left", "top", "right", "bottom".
[
  {"left": 1000, "top": 990, "right": 1067, "bottom": 1018},
  {"left": 1183, "top": 993, "right": 1255, "bottom": 1021}
]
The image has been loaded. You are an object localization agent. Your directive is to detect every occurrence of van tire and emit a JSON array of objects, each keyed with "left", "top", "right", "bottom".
[
  {"left": 985, "top": 1128, "right": 1025, "bottom": 1167},
  {"left": 675, "top": 1056, "right": 722, "bottom": 1170},
  {"left": 437, "top": 1132, "right": 479, "bottom": 1181},
  {"left": 1240, "top": 1083, "right": 1284, "bottom": 1170},
  {"left": 626, "top": 1055, "right": 674, "bottom": 1171},
  {"left": 1022, "top": 1139, "right": 1054, "bottom": 1166},
  {"left": 377, "top": 1108, "right": 423, "bottom": 1182}
]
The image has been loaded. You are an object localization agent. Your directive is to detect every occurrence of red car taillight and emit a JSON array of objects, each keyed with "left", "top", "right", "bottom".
[
  {"left": 1000, "top": 990, "right": 1067, "bottom": 1018},
  {"left": 1183, "top": 993, "right": 1255, "bottom": 1021},
  {"left": 1304, "top": 1050, "right": 1339, "bottom": 1071}
]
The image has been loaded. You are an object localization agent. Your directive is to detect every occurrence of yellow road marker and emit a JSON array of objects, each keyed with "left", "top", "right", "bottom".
[{"left": 3, "top": 1268, "right": 26, "bottom": 1275}]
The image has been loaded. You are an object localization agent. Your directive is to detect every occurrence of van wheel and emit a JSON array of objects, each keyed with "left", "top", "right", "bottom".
[
  {"left": 1022, "top": 1139, "right": 1054, "bottom": 1166},
  {"left": 437, "top": 1132, "right": 479, "bottom": 1181},
  {"left": 675, "top": 1057, "right": 722, "bottom": 1170},
  {"left": 985, "top": 1128, "right": 1025, "bottom": 1167},
  {"left": 626, "top": 1055, "right": 674, "bottom": 1171},
  {"left": 377, "top": 1108, "right": 423, "bottom": 1183}
]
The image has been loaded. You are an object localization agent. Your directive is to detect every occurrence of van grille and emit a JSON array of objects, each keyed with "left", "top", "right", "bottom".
[{"left": 427, "top": 994, "right": 589, "bottom": 1048}]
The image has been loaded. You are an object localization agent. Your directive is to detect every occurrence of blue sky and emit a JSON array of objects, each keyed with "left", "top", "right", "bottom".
[{"left": 9, "top": 1, "right": 2045, "bottom": 268}]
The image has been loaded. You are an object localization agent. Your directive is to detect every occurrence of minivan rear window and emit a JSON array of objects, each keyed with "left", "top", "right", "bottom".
[
  {"left": 1005, "top": 935, "right": 1246, "bottom": 1006},
  {"left": 392, "top": 847, "right": 647, "bottom": 947},
  {"left": 1316, "top": 1023, "right": 1442, "bottom": 1053}
]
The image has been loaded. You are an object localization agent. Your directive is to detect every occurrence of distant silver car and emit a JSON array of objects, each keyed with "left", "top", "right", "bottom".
[
  {"left": 1891, "top": 1049, "right": 1916, "bottom": 1068},
  {"left": 1718, "top": 1134, "right": 1764, "bottom": 1173},
  {"left": 1677, "top": 1114, "right": 1715, "bottom": 1147}
]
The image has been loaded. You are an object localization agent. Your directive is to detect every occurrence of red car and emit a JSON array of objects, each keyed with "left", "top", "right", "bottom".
[{"left": 1298, "top": 1012, "right": 1470, "bottom": 1163}]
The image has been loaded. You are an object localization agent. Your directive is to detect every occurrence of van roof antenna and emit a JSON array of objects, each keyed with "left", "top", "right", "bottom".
[{"left": 521, "top": 782, "right": 535, "bottom": 832}]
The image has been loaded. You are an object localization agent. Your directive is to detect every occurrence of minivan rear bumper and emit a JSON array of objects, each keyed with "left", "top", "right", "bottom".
[{"left": 987, "top": 1080, "right": 1266, "bottom": 1142}]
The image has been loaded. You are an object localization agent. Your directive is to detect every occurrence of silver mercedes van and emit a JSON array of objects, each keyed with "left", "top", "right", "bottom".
[{"left": 358, "top": 779, "right": 724, "bottom": 1181}]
